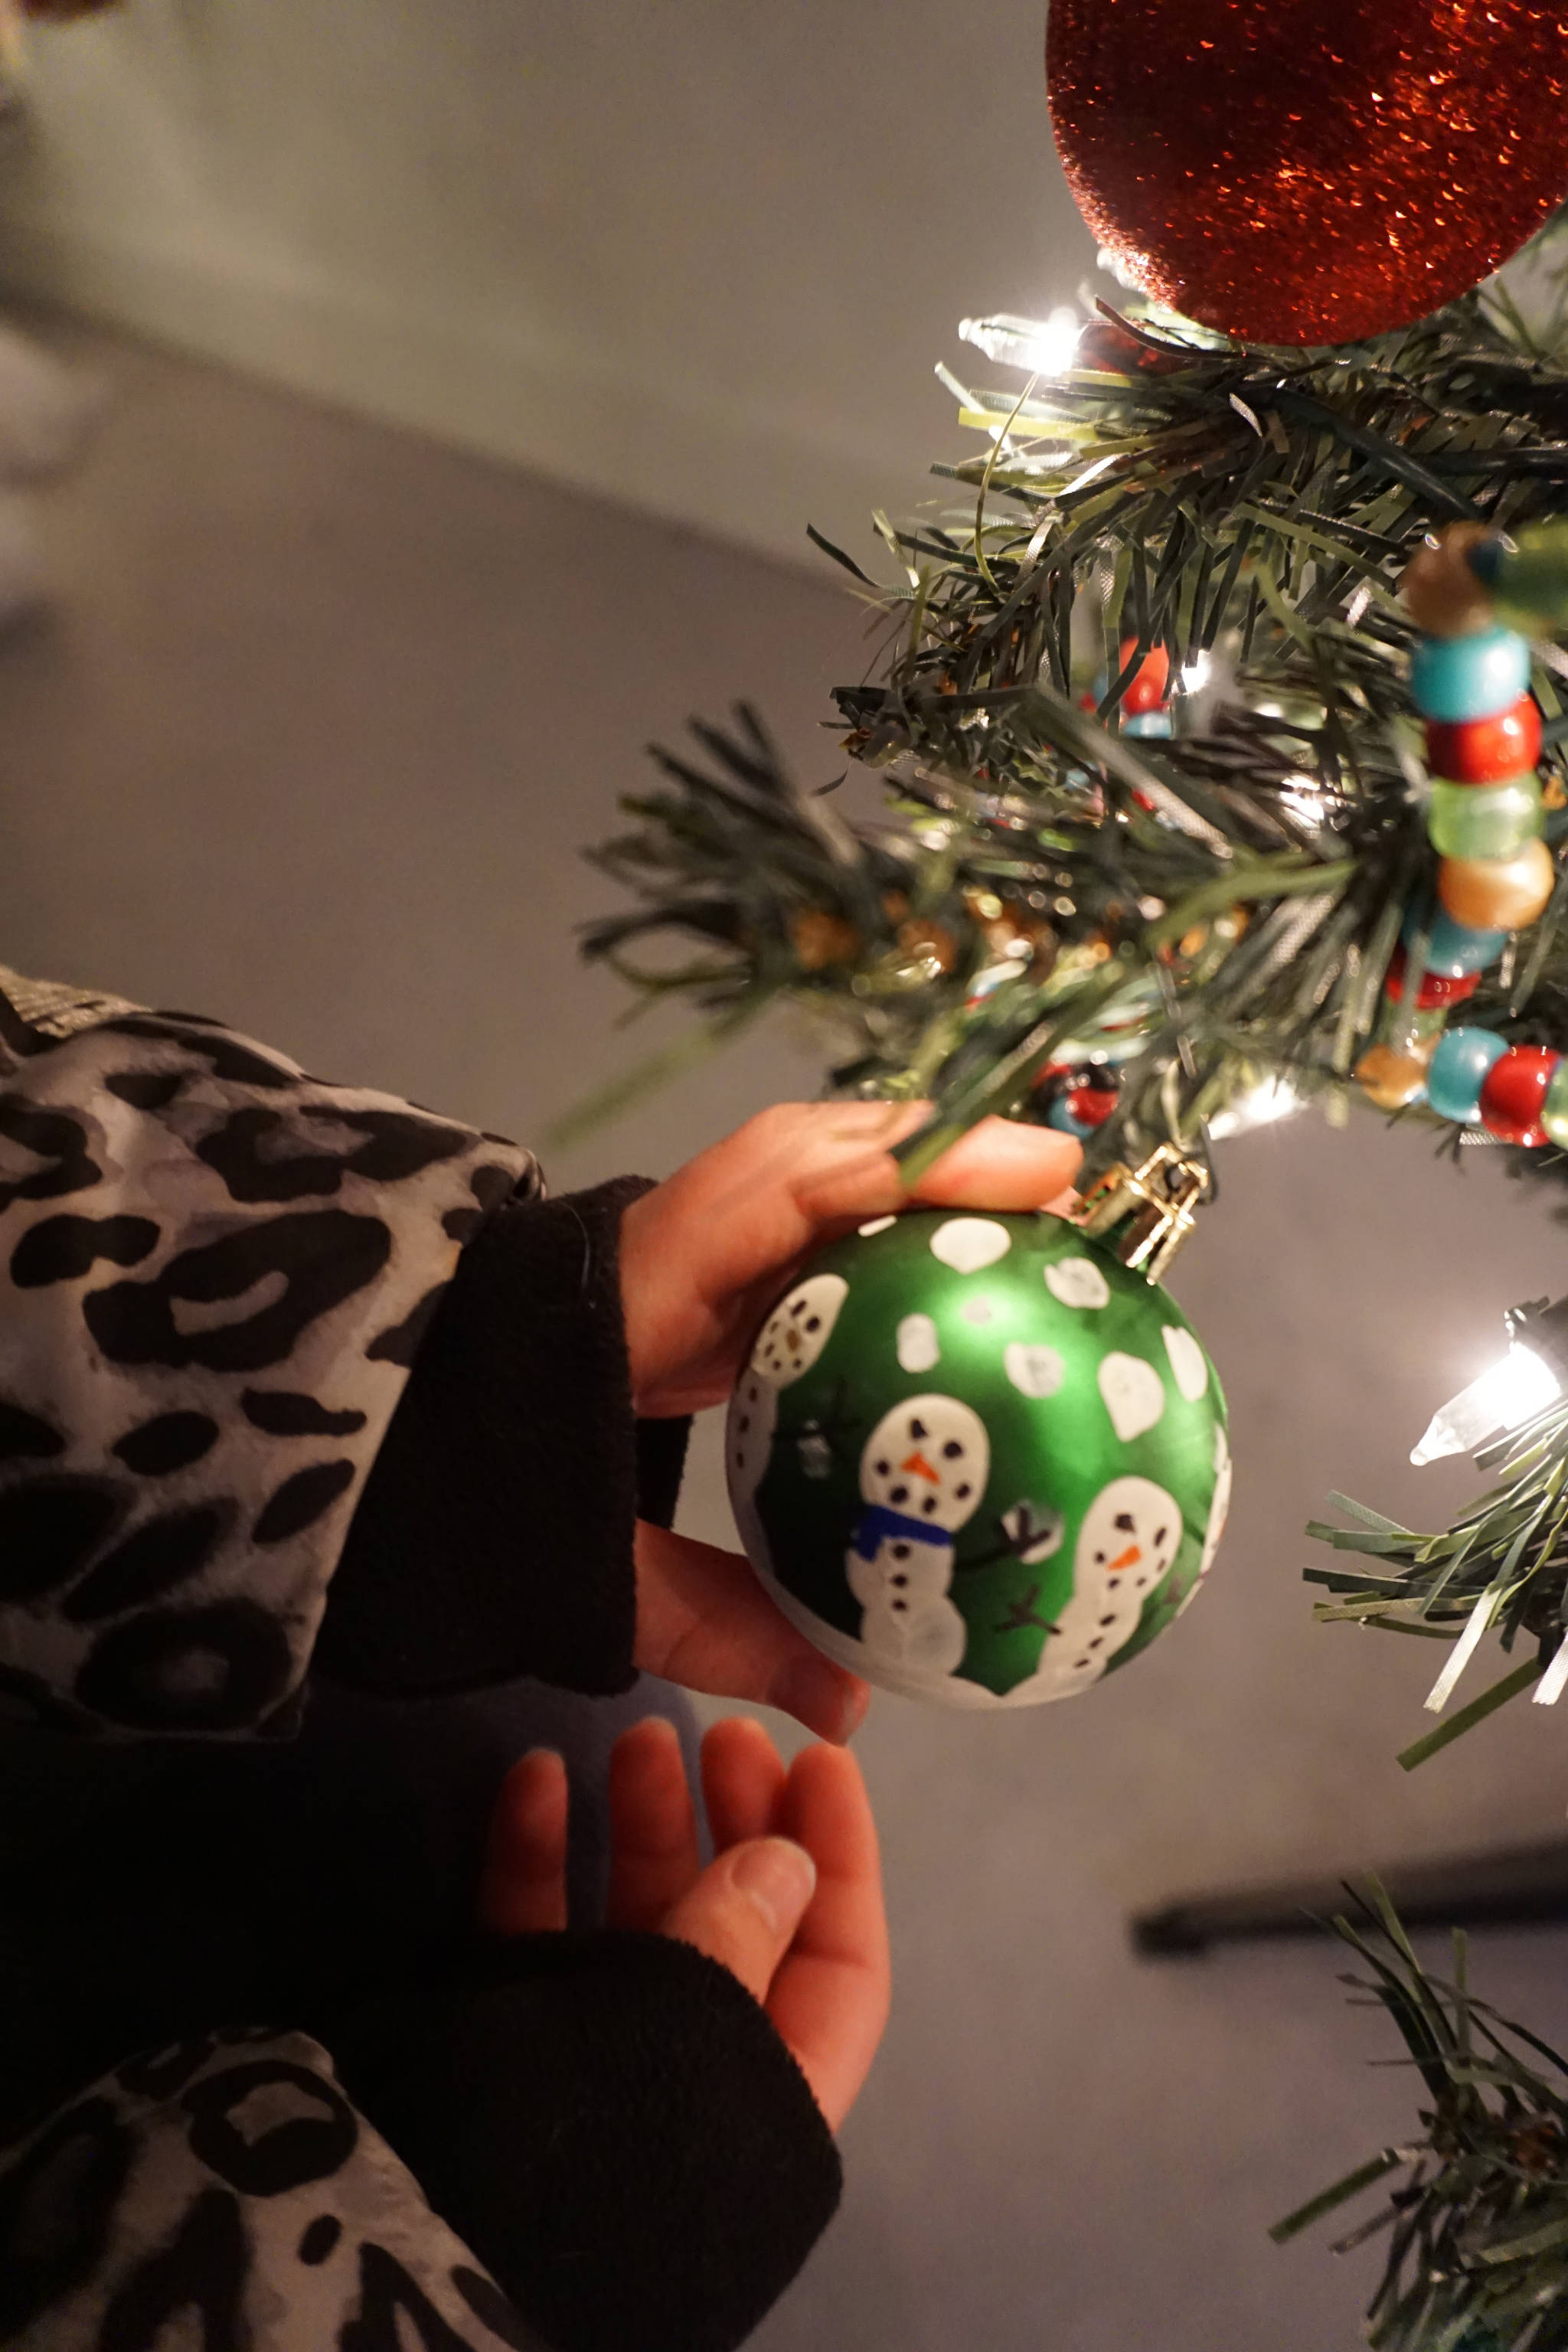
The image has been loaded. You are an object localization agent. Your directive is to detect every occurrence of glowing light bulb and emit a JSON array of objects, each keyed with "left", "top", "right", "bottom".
[
  {"left": 1278, "top": 773, "right": 1331, "bottom": 828},
  {"left": 1410, "top": 1342, "right": 1562, "bottom": 1466},
  {"left": 1179, "top": 652, "right": 1213, "bottom": 694},
  {"left": 959, "top": 309, "right": 1083, "bottom": 376},
  {"left": 1206, "top": 1075, "right": 1304, "bottom": 1140}
]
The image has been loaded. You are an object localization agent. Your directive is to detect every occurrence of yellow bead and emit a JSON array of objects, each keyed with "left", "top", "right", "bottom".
[
  {"left": 1437, "top": 838, "right": 1557, "bottom": 931},
  {"left": 1355, "top": 1040, "right": 1434, "bottom": 1110},
  {"left": 1402, "top": 522, "right": 1497, "bottom": 639}
]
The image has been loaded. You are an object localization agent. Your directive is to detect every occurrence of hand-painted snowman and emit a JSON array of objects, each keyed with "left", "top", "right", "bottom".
[{"left": 727, "top": 1210, "right": 1229, "bottom": 1708}]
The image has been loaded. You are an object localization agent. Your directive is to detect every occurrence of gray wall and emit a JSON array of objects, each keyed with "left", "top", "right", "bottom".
[
  {"left": 0, "top": 0, "right": 1098, "bottom": 566},
  {"left": 7, "top": 320, "right": 1568, "bottom": 2350}
]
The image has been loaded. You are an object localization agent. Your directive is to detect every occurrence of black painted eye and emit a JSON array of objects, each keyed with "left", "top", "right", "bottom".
[
  {"left": 1114, "top": 1511, "right": 1135, "bottom": 1533},
  {"left": 890, "top": 1485, "right": 910, "bottom": 1504},
  {"left": 1095, "top": 1551, "right": 1106, "bottom": 1564},
  {"left": 909, "top": 1417, "right": 928, "bottom": 1440},
  {"left": 805, "top": 1316, "right": 821, "bottom": 1333},
  {"left": 942, "top": 1440, "right": 963, "bottom": 1459},
  {"left": 876, "top": 1460, "right": 890, "bottom": 1475}
]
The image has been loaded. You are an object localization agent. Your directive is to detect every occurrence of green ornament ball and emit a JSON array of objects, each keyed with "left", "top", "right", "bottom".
[{"left": 726, "top": 1210, "right": 1230, "bottom": 1709}]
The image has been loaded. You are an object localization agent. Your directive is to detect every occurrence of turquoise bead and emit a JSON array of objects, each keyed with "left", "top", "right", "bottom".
[
  {"left": 1410, "top": 626, "right": 1530, "bottom": 723},
  {"left": 1426, "top": 774, "right": 1542, "bottom": 860},
  {"left": 1426, "top": 1026, "right": 1508, "bottom": 1124},
  {"left": 1544, "top": 1058, "right": 1568, "bottom": 1148},
  {"left": 1122, "top": 711, "right": 1172, "bottom": 739},
  {"left": 1045, "top": 1094, "right": 1095, "bottom": 1139},
  {"left": 1400, "top": 903, "right": 1506, "bottom": 976}
]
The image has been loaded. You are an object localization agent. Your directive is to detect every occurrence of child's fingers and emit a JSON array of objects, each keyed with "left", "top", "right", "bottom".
[
  {"left": 606, "top": 1716, "right": 702, "bottom": 1931},
  {"left": 477, "top": 1748, "right": 570, "bottom": 1936},
  {"left": 792, "top": 1114, "right": 1082, "bottom": 1226},
  {"left": 633, "top": 1521, "right": 870, "bottom": 1743},
  {"left": 701, "top": 1716, "right": 788, "bottom": 1854},
  {"left": 763, "top": 1744, "right": 891, "bottom": 2133},
  {"left": 660, "top": 1836, "right": 817, "bottom": 2009}
]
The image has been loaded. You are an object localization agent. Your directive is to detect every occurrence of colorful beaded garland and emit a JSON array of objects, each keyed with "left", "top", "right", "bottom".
[
  {"left": 1425, "top": 1026, "right": 1509, "bottom": 1124},
  {"left": 1353, "top": 521, "right": 1566, "bottom": 1145}
]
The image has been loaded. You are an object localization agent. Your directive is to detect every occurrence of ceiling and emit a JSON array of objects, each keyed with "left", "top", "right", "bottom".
[{"left": 0, "top": 0, "right": 1100, "bottom": 567}]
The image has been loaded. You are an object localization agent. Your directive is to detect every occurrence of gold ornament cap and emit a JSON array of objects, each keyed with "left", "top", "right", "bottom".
[{"left": 1071, "top": 1142, "right": 1211, "bottom": 1284}]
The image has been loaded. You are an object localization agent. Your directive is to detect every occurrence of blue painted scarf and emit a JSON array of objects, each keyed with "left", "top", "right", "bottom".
[{"left": 851, "top": 1503, "right": 952, "bottom": 1561}]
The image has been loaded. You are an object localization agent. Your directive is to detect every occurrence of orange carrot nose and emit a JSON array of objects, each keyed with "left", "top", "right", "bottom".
[
  {"left": 900, "top": 1451, "right": 940, "bottom": 1481},
  {"left": 1108, "top": 1543, "right": 1142, "bottom": 1573}
]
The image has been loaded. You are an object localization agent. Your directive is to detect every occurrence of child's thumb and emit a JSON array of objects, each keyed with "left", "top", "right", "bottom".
[{"left": 660, "top": 1837, "right": 816, "bottom": 2003}]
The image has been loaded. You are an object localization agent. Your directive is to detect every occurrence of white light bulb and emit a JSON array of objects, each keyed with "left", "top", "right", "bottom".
[
  {"left": 1278, "top": 772, "right": 1331, "bottom": 828},
  {"left": 958, "top": 309, "right": 1083, "bottom": 377},
  {"left": 1206, "top": 1076, "right": 1304, "bottom": 1141},
  {"left": 1179, "top": 652, "right": 1213, "bottom": 694},
  {"left": 1410, "top": 1342, "right": 1563, "bottom": 1467}
]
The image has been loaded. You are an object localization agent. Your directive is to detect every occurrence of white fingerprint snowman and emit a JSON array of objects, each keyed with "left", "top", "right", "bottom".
[
  {"left": 1014, "top": 1475, "right": 1182, "bottom": 1704},
  {"left": 846, "top": 1395, "right": 989, "bottom": 1682},
  {"left": 1177, "top": 1428, "right": 1231, "bottom": 1616},
  {"left": 727, "top": 1275, "right": 849, "bottom": 1568}
]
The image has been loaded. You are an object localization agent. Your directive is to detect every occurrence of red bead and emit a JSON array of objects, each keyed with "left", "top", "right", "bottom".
[
  {"left": 1117, "top": 639, "right": 1171, "bottom": 716},
  {"left": 1425, "top": 696, "right": 1542, "bottom": 785},
  {"left": 1382, "top": 947, "right": 1481, "bottom": 1011},
  {"left": 1479, "top": 1044, "right": 1562, "bottom": 1144},
  {"left": 1064, "top": 1081, "right": 1118, "bottom": 1129}
]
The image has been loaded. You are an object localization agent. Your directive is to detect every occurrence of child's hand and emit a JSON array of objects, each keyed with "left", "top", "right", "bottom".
[
  {"left": 619, "top": 1101, "right": 1081, "bottom": 1419},
  {"left": 619, "top": 1102, "right": 1081, "bottom": 1742},
  {"left": 479, "top": 1715, "right": 890, "bottom": 2134}
]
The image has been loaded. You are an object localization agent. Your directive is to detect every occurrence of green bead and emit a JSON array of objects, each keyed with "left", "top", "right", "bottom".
[
  {"left": 1426, "top": 773, "right": 1542, "bottom": 860},
  {"left": 727, "top": 1210, "right": 1228, "bottom": 1710},
  {"left": 1543, "top": 1058, "right": 1568, "bottom": 1148}
]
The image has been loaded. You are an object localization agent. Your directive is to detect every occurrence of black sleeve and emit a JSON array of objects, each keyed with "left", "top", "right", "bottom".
[
  {"left": 0, "top": 962, "right": 687, "bottom": 1732},
  {"left": 315, "top": 1176, "right": 690, "bottom": 1700},
  {"left": 332, "top": 1930, "right": 843, "bottom": 2352}
]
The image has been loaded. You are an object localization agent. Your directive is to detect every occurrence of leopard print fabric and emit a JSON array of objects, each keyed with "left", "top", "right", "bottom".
[
  {"left": 0, "top": 965, "right": 538, "bottom": 1738},
  {"left": 0, "top": 2027, "right": 544, "bottom": 2349}
]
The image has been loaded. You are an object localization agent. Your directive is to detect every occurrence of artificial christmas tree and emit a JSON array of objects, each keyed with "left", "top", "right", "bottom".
[{"left": 573, "top": 8, "right": 1568, "bottom": 2339}]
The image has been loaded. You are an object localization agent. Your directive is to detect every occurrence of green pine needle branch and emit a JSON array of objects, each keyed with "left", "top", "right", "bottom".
[
  {"left": 577, "top": 250, "right": 1568, "bottom": 1174},
  {"left": 1306, "top": 1387, "right": 1568, "bottom": 1759},
  {"left": 1274, "top": 1886, "right": 1568, "bottom": 2352}
]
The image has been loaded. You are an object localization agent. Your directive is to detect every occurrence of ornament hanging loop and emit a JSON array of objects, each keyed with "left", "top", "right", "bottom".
[{"left": 1072, "top": 1142, "right": 1211, "bottom": 1283}]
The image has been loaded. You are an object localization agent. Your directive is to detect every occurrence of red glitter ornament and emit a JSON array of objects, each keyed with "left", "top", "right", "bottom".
[
  {"left": 1426, "top": 696, "right": 1543, "bottom": 786},
  {"left": 1479, "top": 1044, "right": 1561, "bottom": 1145},
  {"left": 1047, "top": 1, "right": 1568, "bottom": 346}
]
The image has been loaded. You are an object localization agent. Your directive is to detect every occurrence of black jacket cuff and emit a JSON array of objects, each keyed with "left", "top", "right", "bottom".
[
  {"left": 316, "top": 1177, "right": 675, "bottom": 1700},
  {"left": 334, "top": 1930, "right": 842, "bottom": 2352}
]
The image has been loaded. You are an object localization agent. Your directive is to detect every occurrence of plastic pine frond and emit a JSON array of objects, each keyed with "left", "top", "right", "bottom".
[
  {"left": 1305, "top": 1395, "right": 1568, "bottom": 1750},
  {"left": 576, "top": 243, "right": 1568, "bottom": 1172},
  {"left": 1275, "top": 1889, "right": 1568, "bottom": 2351}
]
